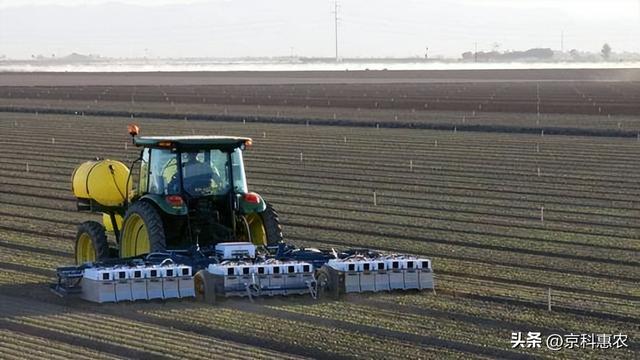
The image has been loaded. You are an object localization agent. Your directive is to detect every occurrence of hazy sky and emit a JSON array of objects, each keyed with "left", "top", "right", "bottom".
[{"left": 0, "top": 0, "right": 638, "bottom": 59}]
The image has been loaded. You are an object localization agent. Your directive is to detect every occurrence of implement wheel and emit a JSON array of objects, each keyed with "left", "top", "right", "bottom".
[
  {"left": 75, "top": 221, "right": 109, "bottom": 264},
  {"left": 120, "top": 201, "right": 166, "bottom": 258},
  {"left": 245, "top": 201, "right": 283, "bottom": 246},
  {"left": 316, "top": 266, "right": 340, "bottom": 300},
  {"left": 194, "top": 270, "right": 217, "bottom": 304}
]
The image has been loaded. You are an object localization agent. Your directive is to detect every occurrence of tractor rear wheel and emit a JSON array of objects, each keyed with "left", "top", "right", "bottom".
[
  {"left": 194, "top": 270, "right": 217, "bottom": 304},
  {"left": 120, "top": 201, "right": 166, "bottom": 258},
  {"left": 262, "top": 202, "right": 283, "bottom": 246},
  {"left": 245, "top": 201, "right": 283, "bottom": 246},
  {"left": 75, "top": 221, "right": 109, "bottom": 264}
]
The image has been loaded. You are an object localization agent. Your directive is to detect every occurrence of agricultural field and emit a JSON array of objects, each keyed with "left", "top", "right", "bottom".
[
  {"left": 2, "top": 80, "right": 640, "bottom": 115},
  {"left": 0, "top": 71, "right": 638, "bottom": 359},
  {"left": 2, "top": 72, "right": 640, "bottom": 136}
]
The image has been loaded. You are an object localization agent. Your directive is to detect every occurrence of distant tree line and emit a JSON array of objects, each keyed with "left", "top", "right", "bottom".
[{"left": 462, "top": 48, "right": 554, "bottom": 62}]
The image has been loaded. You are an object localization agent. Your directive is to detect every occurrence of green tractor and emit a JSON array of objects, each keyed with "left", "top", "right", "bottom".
[{"left": 72, "top": 124, "right": 283, "bottom": 264}]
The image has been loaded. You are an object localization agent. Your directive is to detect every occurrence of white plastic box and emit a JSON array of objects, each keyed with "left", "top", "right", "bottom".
[
  {"left": 206, "top": 263, "right": 229, "bottom": 276},
  {"left": 359, "top": 261, "right": 376, "bottom": 292},
  {"left": 282, "top": 263, "right": 301, "bottom": 291},
  {"left": 416, "top": 259, "right": 434, "bottom": 290},
  {"left": 373, "top": 261, "right": 390, "bottom": 291},
  {"left": 207, "top": 263, "right": 244, "bottom": 292},
  {"left": 129, "top": 267, "right": 147, "bottom": 300},
  {"left": 385, "top": 259, "right": 405, "bottom": 290},
  {"left": 113, "top": 268, "right": 133, "bottom": 301},
  {"left": 254, "top": 264, "right": 271, "bottom": 288},
  {"left": 237, "top": 264, "right": 254, "bottom": 288},
  {"left": 402, "top": 259, "right": 420, "bottom": 290},
  {"left": 215, "top": 242, "right": 256, "bottom": 260},
  {"left": 144, "top": 266, "right": 164, "bottom": 300},
  {"left": 298, "top": 263, "right": 314, "bottom": 289},
  {"left": 269, "top": 264, "right": 285, "bottom": 289},
  {"left": 81, "top": 268, "right": 116, "bottom": 303},
  {"left": 160, "top": 266, "right": 179, "bottom": 298},
  {"left": 285, "top": 263, "right": 313, "bottom": 295},
  {"left": 81, "top": 264, "right": 194, "bottom": 303},
  {"left": 327, "top": 259, "right": 361, "bottom": 293},
  {"left": 176, "top": 265, "right": 194, "bottom": 298}
]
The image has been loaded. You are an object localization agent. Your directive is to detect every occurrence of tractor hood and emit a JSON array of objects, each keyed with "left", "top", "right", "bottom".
[{"left": 134, "top": 136, "right": 252, "bottom": 151}]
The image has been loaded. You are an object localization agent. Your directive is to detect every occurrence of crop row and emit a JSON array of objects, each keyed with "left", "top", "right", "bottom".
[
  {"left": 5, "top": 197, "right": 638, "bottom": 294},
  {"left": 2, "top": 195, "right": 639, "bottom": 307},
  {"left": 264, "top": 301, "right": 637, "bottom": 360},
  {"left": 3, "top": 141, "right": 639, "bottom": 203},
  {"left": 2, "top": 126, "right": 636, "bottom": 211},
  {"left": 1, "top": 116, "right": 637, "bottom": 278},
  {"left": 3, "top": 96, "right": 640, "bottom": 138},
  {"left": 3, "top": 199, "right": 637, "bottom": 327},
  {"left": 16, "top": 181, "right": 638, "bottom": 248},
  {"left": 0, "top": 289, "right": 467, "bottom": 359},
  {"left": 3, "top": 167, "right": 637, "bottom": 238},
  {"left": 285, "top": 226, "right": 639, "bottom": 302},
  {"left": 0, "top": 294, "right": 303, "bottom": 360},
  {"left": 3, "top": 81, "right": 640, "bottom": 116},
  {"left": 140, "top": 304, "right": 490, "bottom": 359},
  {"left": 4, "top": 185, "right": 637, "bottom": 259},
  {"left": 1, "top": 225, "right": 637, "bottom": 359},
  {"left": 0, "top": 328, "right": 119, "bottom": 360},
  {"left": 3, "top": 116, "right": 640, "bottom": 189},
  {"left": 4, "top": 115, "right": 640, "bottom": 167},
  {"left": 0, "top": 111, "right": 638, "bottom": 359},
  {"left": 3, "top": 178, "right": 639, "bottom": 284}
]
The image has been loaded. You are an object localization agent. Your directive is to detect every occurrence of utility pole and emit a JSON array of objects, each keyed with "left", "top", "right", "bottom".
[
  {"left": 474, "top": 42, "right": 478, "bottom": 62},
  {"left": 561, "top": 30, "right": 564, "bottom": 53},
  {"left": 333, "top": 1, "right": 339, "bottom": 62}
]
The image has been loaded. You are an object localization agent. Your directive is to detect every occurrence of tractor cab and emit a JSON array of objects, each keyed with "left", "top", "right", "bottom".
[
  {"left": 134, "top": 135, "right": 250, "bottom": 199},
  {"left": 131, "top": 135, "right": 261, "bottom": 249}
]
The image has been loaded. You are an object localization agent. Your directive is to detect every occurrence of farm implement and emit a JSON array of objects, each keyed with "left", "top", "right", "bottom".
[{"left": 52, "top": 124, "right": 433, "bottom": 303}]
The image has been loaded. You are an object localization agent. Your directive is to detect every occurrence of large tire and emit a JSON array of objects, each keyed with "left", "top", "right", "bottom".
[
  {"left": 75, "top": 221, "right": 109, "bottom": 264},
  {"left": 194, "top": 270, "right": 217, "bottom": 304},
  {"left": 261, "top": 201, "right": 283, "bottom": 246},
  {"left": 120, "top": 201, "right": 166, "bottom": 258},
  {"left": 244, "top": 201, "right": 283, "bottom": 246}
]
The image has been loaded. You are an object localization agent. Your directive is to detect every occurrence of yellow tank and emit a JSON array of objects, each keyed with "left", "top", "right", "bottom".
[{"left": 72, "top": 160, "right": 131, "bottom": 207}]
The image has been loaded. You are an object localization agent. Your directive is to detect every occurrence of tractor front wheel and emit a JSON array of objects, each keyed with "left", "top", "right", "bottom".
[
  {"left": 120, "top": 201, "right": 166, "bottom": 258},
  {"left": 75, "top": 221, "right": 109, "bottom": 264}
]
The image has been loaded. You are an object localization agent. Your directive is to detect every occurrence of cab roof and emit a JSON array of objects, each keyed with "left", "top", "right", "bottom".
[{"left": 134, "top": 136, "right": 252, "bottom": 151}]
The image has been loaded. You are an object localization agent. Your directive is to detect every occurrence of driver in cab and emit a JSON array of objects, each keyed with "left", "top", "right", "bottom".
[
  {"left": 183, "top": 152, "right": 210, "bottom": 177},
  {"left": 182, "top": 152, "right": 213, "bottom": 194}
]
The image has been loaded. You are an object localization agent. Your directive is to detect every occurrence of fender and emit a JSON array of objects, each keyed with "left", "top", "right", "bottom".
[{"left": 238, "top": 192, "right": 267, "bottom": 214}]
